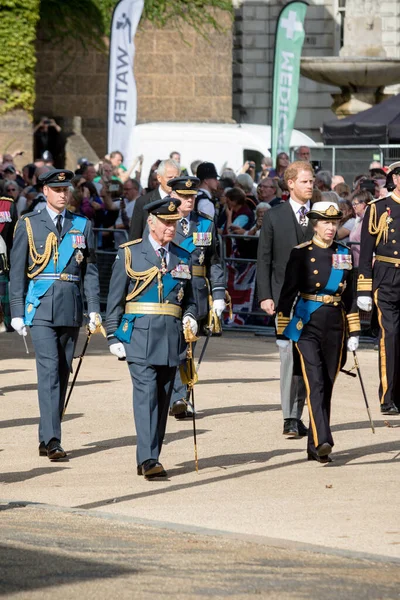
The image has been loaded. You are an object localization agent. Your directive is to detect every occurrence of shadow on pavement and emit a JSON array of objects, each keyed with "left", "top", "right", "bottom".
[
  {"left": 0, "top": 543, "right": 135, "bottom": 596},
  {"left": 0, "top": 467, "right": 69, "bottom": 484},
  {"left": 0, "top": 380, "right": 113, "bottom": 395},
  {"left": 0, "top": 413, "right": 83, "bottom": 429},
  {"left": 197, "top": 377, "right": 278, "bottom": 385},
  {"left": 196, "top": 404, "right": 281, "bottom": 418},
  {"left": 70, "top": 428, "right": 210, "bottom": 459},
  {"left": 76, "top": 439, "right": 400, "bottom": 511},
  {"left": 75, "top": 448, "right": 304, "bottom": 510}
]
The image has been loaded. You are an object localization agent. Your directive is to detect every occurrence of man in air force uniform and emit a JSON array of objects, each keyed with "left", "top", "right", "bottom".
[
  {"left": 106, "top": 197, "right": 198, "bottom": 479},
  {"left": 167, "top": 176, "right": 226, "bottom": 416},
  {"left": 9, "top": 169, "right": 101, "bottom": 459}
]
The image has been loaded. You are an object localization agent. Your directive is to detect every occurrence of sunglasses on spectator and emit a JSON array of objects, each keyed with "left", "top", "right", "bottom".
[{"left": 7, "top": 187, "right": 17, "bottom": 191}]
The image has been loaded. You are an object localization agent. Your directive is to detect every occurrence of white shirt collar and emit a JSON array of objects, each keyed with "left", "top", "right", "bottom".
[
  {"left": 46, "top": 205, "right": 66, "bottom": 222},
  {"left": 159, "top": 187, "right": 169, "bottom": 199},
  {"left": 148, "top": 232, "right": 170, "bottom": 255},
  {"left": 289, "top": 198, "right": 310, "bottom": 215}
]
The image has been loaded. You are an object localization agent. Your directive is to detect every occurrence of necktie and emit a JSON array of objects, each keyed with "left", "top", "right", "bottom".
[
  {"left": 56, "top": 214, "right": 62, "bottom": 235},
  {"left": 159, "top": 247, "right": 167, "bottom": 274},
  {"left": 181, "top": 218, "right": 189, "bottom": 236},
  {"left": 299, "top": 206, "right": 308, "bottom": 228}
]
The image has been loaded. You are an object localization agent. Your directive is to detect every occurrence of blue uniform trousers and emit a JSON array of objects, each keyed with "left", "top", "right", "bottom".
[
  {"left": 128, "top": 362, "right": 176, "bottom": 465},
  {"left": 30, "top": 325, "right": 79, "bottom": 445}
]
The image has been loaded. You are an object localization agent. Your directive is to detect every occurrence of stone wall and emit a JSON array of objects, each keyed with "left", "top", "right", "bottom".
[
  {"left": 0, "top": 111, "right": 33, "bottom": 171},
  {"left": 233, "top": 0, "right": 400, "bottom": 143},
  {"left": 34, "top": 15, "right": 233, "bottom": 160},
  {"left": 233, "top": 0, "right": 336, "bottom": 143}
]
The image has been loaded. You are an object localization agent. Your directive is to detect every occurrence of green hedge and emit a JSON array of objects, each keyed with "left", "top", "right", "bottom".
[
  {"left": 0, "top": 0, "right": 40, "bottom": 114},
  {"left": 0, "top": 0, "right": 232, "bottom": 114}
]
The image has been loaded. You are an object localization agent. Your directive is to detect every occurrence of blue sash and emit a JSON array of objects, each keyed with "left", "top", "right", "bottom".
[
  {"left": 25, "top": 215, "right": 86, "bottom": 325},
  {"left": 180, "top": 216, "right": 210, "bottom": 254},
  {"left": 114, "top": 248, "right": 190, "bottom": 343},
  {"left": 284, "top": 245, "right": 348, "bottom": 342}
]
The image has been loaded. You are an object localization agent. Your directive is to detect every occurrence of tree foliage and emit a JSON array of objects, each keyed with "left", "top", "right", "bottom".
[
  {"left": 0, "top": 0, "right": 232, "bottom": 114},
  {"left": 0, "top": 0, "right": 40, "bottom": 114}
]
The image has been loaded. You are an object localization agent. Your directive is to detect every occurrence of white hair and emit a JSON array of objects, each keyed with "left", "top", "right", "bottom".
[
  {"left": 156, "top": 159, "right": 180, "bottom": 176},
  {"left": 256, "top": 202, "right": 271, "bottom": 212}
]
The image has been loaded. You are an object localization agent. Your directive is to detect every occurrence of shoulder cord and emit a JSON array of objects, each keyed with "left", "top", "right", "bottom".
[
  {"left": 124, "top": 246, "right": 161, "bottom": 301},
  {"left": 25, "top": 218, "right": 59, "bottom": 279},
  {"left": 368, "top": 203, "right": 388, "bottom": 246}
]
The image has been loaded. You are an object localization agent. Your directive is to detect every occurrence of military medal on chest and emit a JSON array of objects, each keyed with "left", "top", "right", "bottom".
[
  {"left": 71, "top": 234, "right": 86, "bottom": 249},
  {"left": 198, "top": 249, "right": 205, "bottom": 265},
  {"left": 332, "top": 253, "right": 352, "bottom": 270},
  {"left": 386, "top": 207, "right": 393, "bottom": 225},
  {"left": 75, "top": 249, "right": 84, "bottom": 265},
  {"left": 193, "top": 232, "right": 212, "bottom": 246},
  {"left": 0, "top": 211, "right": 11, "bottom": 223}
]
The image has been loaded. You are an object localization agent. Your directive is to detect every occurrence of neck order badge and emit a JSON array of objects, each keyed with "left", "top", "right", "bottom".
[{"left": 271, "top": 1, "right": 308, "bottom": 162}]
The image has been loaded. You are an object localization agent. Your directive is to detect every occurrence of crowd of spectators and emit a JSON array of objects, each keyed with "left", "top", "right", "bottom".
[{"left": 0, "top": 143, "right": 394, "bottom": 325}]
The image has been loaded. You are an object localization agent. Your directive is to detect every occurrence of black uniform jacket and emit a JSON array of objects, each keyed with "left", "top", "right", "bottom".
[
  {"left": 276, "top": 238, "right": 360, "bottom": 340},
  {"left": 357, "top": 193, "right": 400, "bottom": 298}
]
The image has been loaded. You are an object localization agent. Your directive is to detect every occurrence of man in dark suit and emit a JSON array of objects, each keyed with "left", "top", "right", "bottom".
[
  {"left": 9, "top": 169, "right": 101, "bottom": 460},
  {"left": 257, "top": 161, "right": 315, "bottom": 438},
  {"left": 129, "top": 158, "right": 180, "bottom": 241}
]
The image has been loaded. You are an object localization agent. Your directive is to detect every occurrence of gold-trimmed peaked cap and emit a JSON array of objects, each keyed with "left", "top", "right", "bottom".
[
  {"left": 145, "top": 196, "right": 181, "bottom": 220},
  {"left": 387, "top": 161, "right": 400, "bottom": 176},
  {"left": 307, "top": 201, "right": 342, "bottom": 220},
  {"left": 39, "top": 169, "right": 74, "bottom": 187},
  {"left": 167, "top": 176, "right": 200, "bottom": 195}
]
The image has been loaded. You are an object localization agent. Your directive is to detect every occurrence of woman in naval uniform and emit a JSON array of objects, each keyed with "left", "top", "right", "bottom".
[{"left": 276, "top": 201, "right": 360, "bottom": 463}]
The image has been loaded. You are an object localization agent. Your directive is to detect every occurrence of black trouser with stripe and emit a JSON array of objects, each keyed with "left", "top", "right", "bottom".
[
  {"left": 373, "top": 263, "right": 400, "bottom": 409},
  {"left": 296, "top": 306, "right": 345, "bottom": 456}
]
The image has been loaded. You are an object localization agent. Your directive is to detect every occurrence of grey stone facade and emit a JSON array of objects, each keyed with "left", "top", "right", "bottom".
[{"left": 233, "top": 0, "right": 400, "bottom": 143}]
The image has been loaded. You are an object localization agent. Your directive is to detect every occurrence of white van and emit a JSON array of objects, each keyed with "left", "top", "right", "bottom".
[{"left": 130, "top": 122, "right": 316, "bottom": 184}]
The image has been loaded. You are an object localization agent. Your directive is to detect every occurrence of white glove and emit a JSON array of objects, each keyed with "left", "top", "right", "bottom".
[
  {"left": 89, "top": 312, "right": 102, "bottom": 332},
  {"left": 212, "top": 298, "right": 226, "bottom": 318},
  {"left": 109, "top": 343, "right": 126, "bottom": 359},
  {"left": 183, "top": 316, "right": 198, "bottom": 336},
  {"left": 347, "top": 336, "right": 359, "bottom": 352},
  {"left": 11, "top": 317, "right": 27, "bottom": 337},
  {"left": 357, "top": 296, "right": 373, "bottom": 312},
  {"left": 276, "top": 339, "right": 290, "bottom": 350}
]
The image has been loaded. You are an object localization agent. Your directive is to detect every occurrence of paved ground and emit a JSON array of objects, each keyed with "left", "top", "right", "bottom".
[{"left": 1, "top": 330, "right": 400, "bottom": 597}]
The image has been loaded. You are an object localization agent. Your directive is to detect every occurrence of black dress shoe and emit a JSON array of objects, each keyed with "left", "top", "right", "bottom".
[
  {"left": 381, "top": 403, "right": 400, "bottom": 415},
  {"left": 297, "top": 420, "right": 309, "bottom": 437},
  {"left": 47, "top": 439, "right": 67, "bottom": 460},
  {"left": 39, "top": 441, "right": 47, "bottom": 456},
  {"left": 317, "top": 442, "right": 332, "bottom": 457},
  {"left": 283, "top": 418, "right": 299, "bottom": 438},
  {"left": 169, "top": 399, "right": 187, "bottom": 416},
  {"left": 140, "top": 459, "right": 167, "bottom": 480},
  {"left": 307, "top": 452, "right": 332, "bottom": 464}
]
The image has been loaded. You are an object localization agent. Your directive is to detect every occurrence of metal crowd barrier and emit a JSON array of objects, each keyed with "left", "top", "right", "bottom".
[
  {"left": 290, "top": 144, "right": 400, "bottom": 186},
  {"left": 93, "top": 228, "right": 373, "bottom": 340}
]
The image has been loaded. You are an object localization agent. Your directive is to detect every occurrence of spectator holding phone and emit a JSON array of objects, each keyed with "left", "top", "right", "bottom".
[{"left": 33, "top": 116, "right": 65, "bottom": 168}]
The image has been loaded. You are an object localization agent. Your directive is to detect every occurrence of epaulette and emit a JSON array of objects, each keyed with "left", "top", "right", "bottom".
[
  {"left": 294, "top": 240, "right": 312, "bottom": 249},
  {"left": 21, "top": 210, "right": 40, "bottom": 219},
  {"left": 367, "top": 197, "right": 383, "bottom": 205},
  {"left": 0, "top": 196, "right": 14, "bottom": 203},
  {"left": 197, "top": 211, "right": 212, "bottom": 221},
  {"left": 120, "top": 238, "right": 142, "bottom": 248}
]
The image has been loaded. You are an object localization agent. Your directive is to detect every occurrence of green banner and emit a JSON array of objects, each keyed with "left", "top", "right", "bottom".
[{"left": 271, "top": 1, "right": 308, "bottom": 162}]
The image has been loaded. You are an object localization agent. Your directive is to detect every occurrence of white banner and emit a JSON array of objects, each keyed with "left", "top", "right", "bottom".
[{"left": 108, "top": 0, "right": 144, "bottom": 168}]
